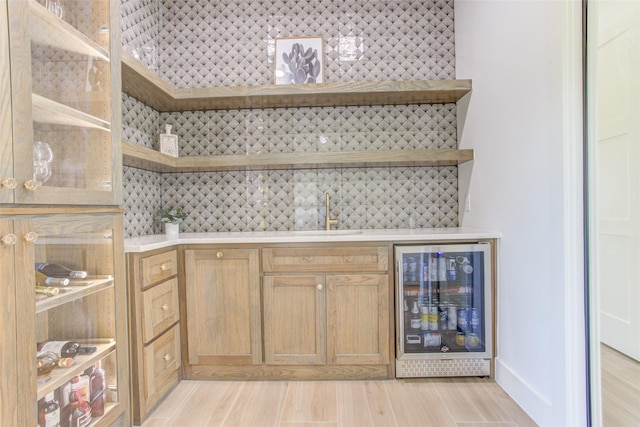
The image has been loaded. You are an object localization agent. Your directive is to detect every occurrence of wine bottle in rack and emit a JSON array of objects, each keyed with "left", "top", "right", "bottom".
[
  {"left": 36, "top": 271, "right": 70, "bottom": 287},
  {"left": 35, "top": 262, "right": 88, "bottom": 279},
  {"left": 36, "top": 286, "right": 59, "bottom": 297},
  {"left": 36, "top": 351, "right": 74, "bottom": 376},
  {"left": 37, "top": 341, "right": 81, "bottom": 358}
]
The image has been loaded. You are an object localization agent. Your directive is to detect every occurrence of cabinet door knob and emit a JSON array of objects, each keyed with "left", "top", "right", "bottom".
[
  {"left": 159, "top": 263, "right": 170, "bottom": 271},
  {"left": 24, "top": 180, "right": 38, "bottom": 191},
  {"left": 163, "top": 354, "right": 171, "bottom": 362},
  {"left": 23, "top": 232, "right": 38, "bottom": 243},
  {"left": 1, "top": 234, "right": 17, "bottom": 245},
  {"left": 161, "top": 303, "right": 169, "bottom": 311},
  {"left": 216, "top": 252, "right": 223, "bottom": 258},
  {"left": 1, "top": 178, "right": 17, "bottom": 189},
  {"left": 317, "top": 284, "right": 323, "bottom": 290}
]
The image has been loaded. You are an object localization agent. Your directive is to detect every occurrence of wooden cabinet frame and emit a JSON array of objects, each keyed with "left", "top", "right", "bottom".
[{"left": 127, "top": 247, "right": 181, "bottom": 425}]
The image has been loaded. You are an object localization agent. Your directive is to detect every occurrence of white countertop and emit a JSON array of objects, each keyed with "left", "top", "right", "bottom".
[{"left": 124, "top": 228, "right": 501, "bottom": 253}]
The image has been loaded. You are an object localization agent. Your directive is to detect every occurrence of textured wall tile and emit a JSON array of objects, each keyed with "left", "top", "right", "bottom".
[
  {"left": 121, "top": 0, "right": 160, "bottom": 72},
  {"left": 121, "top": 0, "right": 460, "bottom": 234},
  {"left": 123, "top": 166, "right": 162, "bottom": 237},
  {"left": 154, "top": 0, "right": 454, "bottom": 88},
  {"left": 122, "top": 93, "right": 160, "bottom": 148}
]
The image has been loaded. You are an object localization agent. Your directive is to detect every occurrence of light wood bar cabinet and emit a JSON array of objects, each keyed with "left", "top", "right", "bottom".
[{"left": 1, "top": 0, "right": 129, "bottom": 426}]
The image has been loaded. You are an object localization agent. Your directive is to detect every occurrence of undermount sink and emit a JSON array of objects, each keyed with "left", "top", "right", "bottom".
[{"left": 296, "top": 230, "right": 364, "bottom": 236}]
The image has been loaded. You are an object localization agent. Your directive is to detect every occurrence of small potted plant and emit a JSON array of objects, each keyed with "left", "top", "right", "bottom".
[{"left": 155, "top": 207, "right": 187, "bottom": 236}]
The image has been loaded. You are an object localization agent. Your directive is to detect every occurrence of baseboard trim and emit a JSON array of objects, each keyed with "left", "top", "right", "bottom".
[{"left": 495, "top": 357, "right": 551, "bottom": 426}]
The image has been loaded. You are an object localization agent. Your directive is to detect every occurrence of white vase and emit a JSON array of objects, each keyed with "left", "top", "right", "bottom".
[{"left": 165, "top": 222, "right": 179, "bottom": 237}]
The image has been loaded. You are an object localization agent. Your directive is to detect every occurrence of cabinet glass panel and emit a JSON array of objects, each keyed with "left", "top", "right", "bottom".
[
  {"left": 32, "top": 123, "right": 112, "bottom": 193},
  {"left": 396, "top": 244, "right": 492, "bottom": 359},
  {"left": 6, "top": 0, "right": 118, "bottom": 205},
  {"left": 31, "top": 43, "right": 111, "bottom": 123},
  {"left": 26, "top": 215, "right": 122, "bottom": 420},
  {"left": 33, "top": 0, "right": 111, "bottom": 52}
]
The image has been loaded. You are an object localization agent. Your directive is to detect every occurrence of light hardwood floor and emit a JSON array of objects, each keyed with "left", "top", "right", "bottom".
[
  {"left": 602, "top": 344, "right": 640, "bottom": 426},
  {"left": 139, "top": 378, "right": 537, "bottom": 427}
]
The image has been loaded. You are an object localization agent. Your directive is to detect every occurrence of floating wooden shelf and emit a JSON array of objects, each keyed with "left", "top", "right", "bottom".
[
  {"left": 122, "top": 140, "right": 473, "bottom": 173},
  {"left": 121, "top": 50, "right": 472, "bottom": 112}
]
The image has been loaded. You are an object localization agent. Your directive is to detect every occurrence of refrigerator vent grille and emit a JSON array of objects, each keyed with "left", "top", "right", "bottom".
[{"left": 396, "top": 358, "right": 491, "bottom": 377}]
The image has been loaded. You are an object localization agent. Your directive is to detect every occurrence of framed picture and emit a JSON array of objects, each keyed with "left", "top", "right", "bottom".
[{"left": 274, "top": 37, "right": 324, "bottom": 85}]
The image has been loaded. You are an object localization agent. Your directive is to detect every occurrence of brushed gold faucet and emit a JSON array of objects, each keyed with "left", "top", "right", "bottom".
[{"left": 324, "top": 192, "right": 339, "bottom": 231}]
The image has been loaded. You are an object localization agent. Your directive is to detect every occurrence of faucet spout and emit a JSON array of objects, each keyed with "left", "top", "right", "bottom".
[{"left": 324, "top": 193, "right": 339, "bottom": 231}]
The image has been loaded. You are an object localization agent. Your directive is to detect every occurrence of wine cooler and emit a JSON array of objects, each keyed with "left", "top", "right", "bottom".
[{"left": 395, "top": 243, "right": 493, "bottom": 377}]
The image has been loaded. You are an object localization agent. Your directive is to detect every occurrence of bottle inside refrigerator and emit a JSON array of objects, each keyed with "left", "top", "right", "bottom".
[{"left": 395, "top": 243, "right": 493, "bottom": 377}]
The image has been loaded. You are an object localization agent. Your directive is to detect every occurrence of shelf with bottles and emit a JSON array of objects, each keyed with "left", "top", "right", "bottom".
[
  {"left": 34, "top": 232, "right": 117, "bottom": 312},
  {"left": 37, "top": 348, "right": 120, "bottom": 426},
  {"left": 36, "top": 340, "right": 115, "bottom": 400},
  {"left": 35, "top": 275, "right": 114, "bottom": 314},
  {"left": 402, "top": 283, "right": 475, "bottom": 297},
  {"left": 403, "top": 329, "right": 487, "bottom": 354},
  {"left": 402, "top": 299, "right": 486, "bottom": 354}
]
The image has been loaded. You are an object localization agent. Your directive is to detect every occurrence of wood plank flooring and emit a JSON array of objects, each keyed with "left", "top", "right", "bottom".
[
  {"left": 602, "top": 344, "right": 640, "bottom": 426},
  {"left": 139, "top": 378, "right": 537, "bottom": 427}
]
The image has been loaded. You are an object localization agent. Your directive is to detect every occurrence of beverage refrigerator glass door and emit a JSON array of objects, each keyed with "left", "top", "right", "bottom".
[{"left": 395, "top": 243, "right": 493, "bottom": 377}]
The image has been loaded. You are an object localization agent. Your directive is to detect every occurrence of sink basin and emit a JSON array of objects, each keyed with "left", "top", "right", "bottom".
[{"left": 295, "top": 230, "right": 364, "bottom": 236}]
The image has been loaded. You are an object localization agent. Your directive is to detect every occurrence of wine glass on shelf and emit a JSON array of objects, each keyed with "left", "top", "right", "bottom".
[
  {"left": 33, "top": 141, "right": 53, "bottom": 185},
  {"left": 45, "top": 0, "right": 64, "bottom": 19}
]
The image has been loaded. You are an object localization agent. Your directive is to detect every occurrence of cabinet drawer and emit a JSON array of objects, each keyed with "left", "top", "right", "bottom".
[
  {"left": 142, "top": 278, "right": 180, "bottom": 344},
  {"left": 144, "top": 324, "right": 181, "bottom": 399},
  {"left": 141, "top": 250, "right": 177, "bottom": 288},
  {"left": 263, "top": 246, "right": 389, "bottom": 273}
]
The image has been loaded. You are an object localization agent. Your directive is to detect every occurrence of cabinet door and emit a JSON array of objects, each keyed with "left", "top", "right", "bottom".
[
  {"left": 326, "top": 274, "right": 390, "bottom": 365},
  {"left": 263, "top": 275, "right": 326, "bottom": 365},
  {"left": 184, "top": 248, "right": 261, "bottom": 365},
  {"left": 6, "top": 0, "right": 121, "bottom": 205},
  {"left": 10, "top": 212, "right": 128, "bottom": 426}
]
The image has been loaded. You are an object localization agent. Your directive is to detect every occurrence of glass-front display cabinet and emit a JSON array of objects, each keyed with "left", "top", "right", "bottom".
[
  {"left": 1, "top": 212, "right": 129, "bottom": 426},
  {"left": 2, "top": 0, "right": 121, "bottom": 205}
]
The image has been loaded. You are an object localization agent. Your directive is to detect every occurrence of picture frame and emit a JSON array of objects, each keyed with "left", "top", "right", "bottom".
[{"left": 274, "top": 37, "right": 324, "bottom": 85}]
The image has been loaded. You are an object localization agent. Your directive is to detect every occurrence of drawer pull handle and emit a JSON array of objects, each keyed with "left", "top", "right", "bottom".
[
  {"left": 216, "top": 251, "right": 223, "bottom": 258},
  {"left": 1, "top": 178, "right": 17, "bottom": 189},
  {"left": 1, "top": 234, "right": 17, "bottom": 245},
  {"left": 160, "top": 263, "right": 170, "bottom": 271},
  {"left": 163, "top": 354, "right": 171, "bottom": 362},
  {"left": 317, "top": 284, "right": 323, "bottom": 290},
  {"left": 23, "top": 232, "right": 38, "bottom": 243},
  {"left": 161, "top": 304, "right": 169, "bottom": 311}
]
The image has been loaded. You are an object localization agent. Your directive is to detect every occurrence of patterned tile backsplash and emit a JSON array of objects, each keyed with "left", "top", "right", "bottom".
[
  {"left": 122, "top": 0, "right": 455, "bottom": 88},
  {"left": 120, "top": 0, "right": 459, "bottom": 238}
]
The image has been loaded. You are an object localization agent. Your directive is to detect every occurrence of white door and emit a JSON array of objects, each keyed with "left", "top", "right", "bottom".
[{"left": 596, "top": 1, "right": 640, "bottom": 361}]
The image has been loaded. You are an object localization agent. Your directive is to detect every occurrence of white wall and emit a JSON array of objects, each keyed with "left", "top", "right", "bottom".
[{"left": 455, "top": 1, "right": 587, "bottom": 426}]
